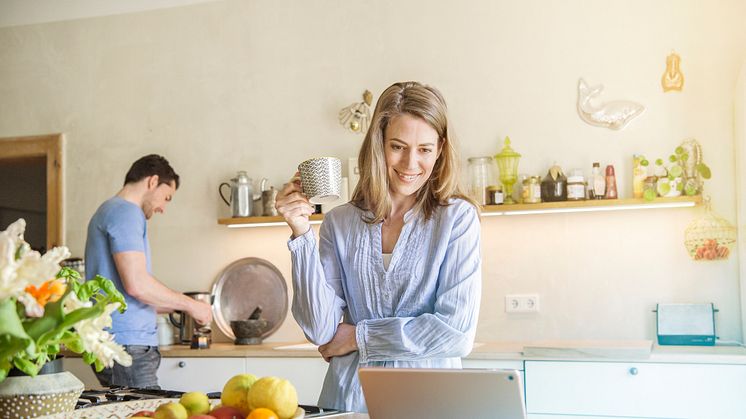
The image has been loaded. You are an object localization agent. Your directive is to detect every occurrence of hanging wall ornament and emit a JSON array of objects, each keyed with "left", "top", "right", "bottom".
[
  {"left": 576, "top": 78, "right": 645, "bottom": 130},
  {"left": 684, "top": 197, "right": 736, "bottom": 261},
  {"left": 339, "top": 90, "right": 373, "bottom": 134},
  {"left": 662, "top": 52, "right": 684, "bottom": 92}
]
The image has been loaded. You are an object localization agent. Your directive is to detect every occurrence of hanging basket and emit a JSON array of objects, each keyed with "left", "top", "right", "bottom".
[{"left": 684, "top": 197, "right": 736, "bottom": 261}]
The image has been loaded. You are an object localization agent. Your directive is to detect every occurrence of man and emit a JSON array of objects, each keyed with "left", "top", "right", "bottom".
[{"left": 85, "top": 154, "right": 212, "bottom": 388}]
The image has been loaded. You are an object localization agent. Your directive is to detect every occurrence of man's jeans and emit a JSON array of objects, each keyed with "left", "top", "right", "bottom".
[{"left": 93, "top": 345, "right": 161, "bottom": 389}]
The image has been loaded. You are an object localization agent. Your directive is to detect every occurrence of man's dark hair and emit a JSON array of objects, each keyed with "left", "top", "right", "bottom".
[{"left": 124, "top": 154, "right": 180, "bottom": 189}]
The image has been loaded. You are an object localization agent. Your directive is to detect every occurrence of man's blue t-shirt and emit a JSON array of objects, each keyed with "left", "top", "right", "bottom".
[{"left": 85, "top": 196, "right": 157, "bottom": 346}]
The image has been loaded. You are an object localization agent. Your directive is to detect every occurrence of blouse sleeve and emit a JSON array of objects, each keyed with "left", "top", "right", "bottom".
[
  {"left": 288, "top": 218, "right": 347, "bottom": 345},
  {"left": 355, "top": 202, "right": 482, "bottom": 363}
]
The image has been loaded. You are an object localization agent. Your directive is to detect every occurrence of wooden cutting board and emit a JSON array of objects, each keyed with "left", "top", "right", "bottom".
[{"left": 522, "top": 340, "right": 653, "bottom": 359}]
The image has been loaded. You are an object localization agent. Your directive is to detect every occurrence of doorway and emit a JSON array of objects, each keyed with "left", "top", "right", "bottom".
[{"left": 0, "top": 134, "right": 63, "bottom": 250}]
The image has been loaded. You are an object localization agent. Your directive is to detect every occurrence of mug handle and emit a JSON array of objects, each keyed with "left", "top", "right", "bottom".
[{"left": 218, "top": 183, "right": 231, "bottom": 206}]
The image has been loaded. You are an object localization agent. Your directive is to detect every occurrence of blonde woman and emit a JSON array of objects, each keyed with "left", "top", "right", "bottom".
[{"left": 276, "top": 81, "right": 481, "bottom": 412}]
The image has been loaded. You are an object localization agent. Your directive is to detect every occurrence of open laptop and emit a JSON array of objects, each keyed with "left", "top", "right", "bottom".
[{"left": 359, "top": 367, "right": 527, "bottom": 419}]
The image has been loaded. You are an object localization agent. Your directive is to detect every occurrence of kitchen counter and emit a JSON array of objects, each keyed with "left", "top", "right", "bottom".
[{"left": 157, "top": 339, "right": 746, "bottom": 364}]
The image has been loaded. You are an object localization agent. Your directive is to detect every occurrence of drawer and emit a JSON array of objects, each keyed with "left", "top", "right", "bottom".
[
  {"left": 158, "top": 357, "right": 245, "bottom": 393},
  {"left": 525, "top": 361, "right": 746, "bottom": 419}
]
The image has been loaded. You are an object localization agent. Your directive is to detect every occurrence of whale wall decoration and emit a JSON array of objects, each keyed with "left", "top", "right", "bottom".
[{"left": 577, "top": 78, "right": 645, "bottom": 131}]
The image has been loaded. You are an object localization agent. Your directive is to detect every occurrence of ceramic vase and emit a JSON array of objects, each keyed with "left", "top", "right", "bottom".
[{"left": 0, "top": 358, "right": 83, "bottom": 419}]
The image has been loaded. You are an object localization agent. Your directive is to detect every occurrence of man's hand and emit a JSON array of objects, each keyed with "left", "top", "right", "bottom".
[
  {"left": 189, "top": 300, "right": 213, "bottom": 325},
  {"left": 318, "top": 323, "right": 358, "bottom": 362}
]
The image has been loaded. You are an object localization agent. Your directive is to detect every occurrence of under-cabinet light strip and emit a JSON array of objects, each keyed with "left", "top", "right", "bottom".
[
  {"left": 480, "top": 201, "right": 696, "bottom": 217},
  {"left": 227, "top": 201, "right": 696, "bottom": 226}
]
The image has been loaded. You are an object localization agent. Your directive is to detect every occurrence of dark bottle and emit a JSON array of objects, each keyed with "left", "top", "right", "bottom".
[
  {"left": 540, "top": 166, "right": 568, "bottom": 202},
  {"left": 605, "top": 165, "right": 618, "bottom": 199}
]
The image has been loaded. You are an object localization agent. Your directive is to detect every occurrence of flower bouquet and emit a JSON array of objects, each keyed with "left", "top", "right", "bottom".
[{"left": 0, "top": 218, "right": 132, "bottom": 382}]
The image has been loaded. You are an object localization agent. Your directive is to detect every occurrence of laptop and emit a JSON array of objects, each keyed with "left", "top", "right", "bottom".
[{"left": 359, "top": 367, "right": 527, "bottom": 419}]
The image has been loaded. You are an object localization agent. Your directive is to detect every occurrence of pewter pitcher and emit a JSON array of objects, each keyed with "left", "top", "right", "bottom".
[{"left": 219, "top": 171, "right": 253, "bottom": 217}]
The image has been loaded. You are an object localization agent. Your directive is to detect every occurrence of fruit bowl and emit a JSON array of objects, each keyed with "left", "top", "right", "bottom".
[{"left": 38, "top": 399, "right": 305, "bottom": 419}]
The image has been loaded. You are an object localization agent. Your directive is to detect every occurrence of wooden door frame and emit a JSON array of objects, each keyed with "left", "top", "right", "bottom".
[{"left": 0, "top": 134, "right": 64, "bottom": 249}]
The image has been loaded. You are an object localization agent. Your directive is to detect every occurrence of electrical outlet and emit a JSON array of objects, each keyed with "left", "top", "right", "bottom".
[{"left": 505, "top": 294, "right": 540, "bottom": 313}]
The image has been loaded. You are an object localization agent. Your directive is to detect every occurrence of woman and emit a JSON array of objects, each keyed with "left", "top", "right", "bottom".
[{"left": 276, "top": 81, "right": 481, "bottom": 412}]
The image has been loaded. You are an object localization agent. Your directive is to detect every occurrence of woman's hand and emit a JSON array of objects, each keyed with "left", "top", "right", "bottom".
[
  {"left": 318, "top": 323, "right": 358, "bottom": 362},
  {"left": 275, "top": 172, "right": 315, "bottom": 238}
]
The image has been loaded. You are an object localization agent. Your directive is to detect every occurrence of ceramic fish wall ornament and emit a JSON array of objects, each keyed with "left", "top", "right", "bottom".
[
  {"left": 662, "top": 52, "right": 684, "bottom": 92},
  {"left": 576, "top": 79, "right": 645, "bottom": 131}
]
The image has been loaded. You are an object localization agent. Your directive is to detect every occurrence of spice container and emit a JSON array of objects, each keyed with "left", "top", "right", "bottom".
[
  {"left": 523, "top": 176, "right": 542, "bottom": 204},
  {"left": 486, "top": 185, "right": 504, "bottom": 205},
  {"left": 567, "top": 169, "right": 586, "bottom": 201}
]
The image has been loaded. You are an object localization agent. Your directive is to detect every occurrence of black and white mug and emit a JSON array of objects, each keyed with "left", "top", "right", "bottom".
[{"left": 298, "top": 157, "right": 342, "bottom": 204}]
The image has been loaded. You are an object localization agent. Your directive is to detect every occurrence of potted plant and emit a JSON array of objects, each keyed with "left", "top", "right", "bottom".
[{"left": 0, "top": 218, "right": 132, "bottom": 418}]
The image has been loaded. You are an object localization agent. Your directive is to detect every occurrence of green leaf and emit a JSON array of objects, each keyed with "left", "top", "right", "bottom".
[
  {"left": 681, "top": 153, "right": 689, "bottom": 163},
  {"left": 669, "top": 165, "right": 683, "bottom": 178},
  {"left": 655, "top": 158, "right": 664, "bottom": 166},
  {"left": 643, "top": 188, "right": 657, "bottom": 201},
  {"left": 696, "top": 163, "right": 712, "bottom": 179},
  {"left": 675, "top": 146, "right": 684, "bottom": 155},
  {"left": 668, "top": 154, "right": 677, "bottom": 163},
  {"left": 641, "top": 159, "right": 649, "bottom": 166},
  {"left": 12, "top": 357, "right": 37, "bottom": 377}
]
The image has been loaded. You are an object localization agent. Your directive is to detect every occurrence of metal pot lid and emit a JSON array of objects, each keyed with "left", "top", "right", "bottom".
[{"left": 211, "top": 257, "right": 288, "bottom": 340}]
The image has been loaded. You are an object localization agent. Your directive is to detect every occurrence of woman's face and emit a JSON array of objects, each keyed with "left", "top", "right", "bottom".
[{"left": 383, "top": 113, "right": 441, "bottom": 201}]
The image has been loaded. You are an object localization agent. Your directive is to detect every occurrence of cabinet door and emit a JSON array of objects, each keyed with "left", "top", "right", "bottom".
[
  {"left": 245, "top": 358, "right": 328, "bottom": 405},
  {"left": 158, "top": 357, "right": 245, "bottom": 393},
  {"left": 525, "top": 361, "right": 746, "bottom": 419}
]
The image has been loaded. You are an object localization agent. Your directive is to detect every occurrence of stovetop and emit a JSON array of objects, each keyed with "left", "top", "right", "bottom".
[{"left": 78, "top": 387, "right": 345, "bottom": 418}]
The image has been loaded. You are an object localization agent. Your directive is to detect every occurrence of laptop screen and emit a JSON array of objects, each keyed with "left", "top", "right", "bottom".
[{"left": 359, "top": 367, "right": 527, "bottom": 419}]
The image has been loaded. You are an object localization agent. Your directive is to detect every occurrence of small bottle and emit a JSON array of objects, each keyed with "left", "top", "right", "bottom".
[
  {"left": 605, "top": 165, "right": 618, "bottom": 199},
  {"left": 592, "top": 162, "right": 605, "bottom": 199}
]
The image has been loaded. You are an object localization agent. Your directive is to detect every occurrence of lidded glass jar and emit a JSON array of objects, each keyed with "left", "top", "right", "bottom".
[{"left": 467, "top": 156, "right": 497, "bottom": 205}]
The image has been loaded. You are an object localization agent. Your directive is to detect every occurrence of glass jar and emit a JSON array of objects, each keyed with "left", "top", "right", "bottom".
[
  {"left": 523, "top": 176, "right": 542, "bottom": 204},
  {"left": 486, "top": 185, "right": 503, "bottom": 205},
  {"left": 467, "top": 156, "right": 496, "bottom": 206},
  {"left": 567, "top": 172, "right": 586, "bottom": 201}
]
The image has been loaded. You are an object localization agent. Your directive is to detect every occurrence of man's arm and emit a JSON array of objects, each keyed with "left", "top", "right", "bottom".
[{"left": 113, "top": 251, "right": 213, "bottom": 325}]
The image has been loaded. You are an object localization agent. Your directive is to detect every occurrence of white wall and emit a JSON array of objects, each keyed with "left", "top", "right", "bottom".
[{"left": 1, "top": 0, "right": 745, "bottom": 343}]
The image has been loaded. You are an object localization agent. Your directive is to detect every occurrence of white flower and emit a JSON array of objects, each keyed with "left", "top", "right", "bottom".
[
  {"left": 65, "top": 293, "right": 132, "bottom": 368},
  {"left": 0, "top": 219, "right": 70, "bottom": 300}
]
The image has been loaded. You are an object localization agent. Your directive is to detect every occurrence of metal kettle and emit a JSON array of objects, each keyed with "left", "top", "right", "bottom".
[
  {"left": 219, "top": 171, "right": 253, "bottom": 217},
  {"left": 169, "top": 292, "right": 213, "bottom": 345}
]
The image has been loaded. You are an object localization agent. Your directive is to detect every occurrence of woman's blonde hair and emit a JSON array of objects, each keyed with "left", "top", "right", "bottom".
[{"left": 350, "top": 81, "right": 476, "bottom": 223}]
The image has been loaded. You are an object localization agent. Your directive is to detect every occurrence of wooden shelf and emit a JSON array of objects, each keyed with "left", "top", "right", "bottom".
[
  {"left": 218, "top": 196, "right": 702, "bottom": 227},
  {"left": 219, "top": 213, "right": 323, "bottom": 228},
  {"left": 481, "top": 195, "right": 702, "bottom": 216}
]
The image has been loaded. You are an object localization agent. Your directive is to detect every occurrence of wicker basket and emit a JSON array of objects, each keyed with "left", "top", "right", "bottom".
[{"left": 684, "top": 197, "right": 736, "bottom": 261}]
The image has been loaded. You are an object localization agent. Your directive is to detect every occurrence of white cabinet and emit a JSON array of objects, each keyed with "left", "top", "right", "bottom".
[
  {"left": 158, "top": 357, "right": 327, "bottom": 405},
  {"left": 525, "top": 360, "right": 746, "bottom": 419},
  {"left": 158, "top": 357, "right": 245, "bottom": 393}
]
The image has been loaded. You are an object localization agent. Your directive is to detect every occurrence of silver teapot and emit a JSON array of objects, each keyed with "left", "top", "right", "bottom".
[{"left": 219, "top": 171, "right": 253, "bottom": 217}]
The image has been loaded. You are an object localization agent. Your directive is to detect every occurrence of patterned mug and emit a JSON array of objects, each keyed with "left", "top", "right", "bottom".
[{"left": 298, "top": 157, "right": 342, "bottom": 204}]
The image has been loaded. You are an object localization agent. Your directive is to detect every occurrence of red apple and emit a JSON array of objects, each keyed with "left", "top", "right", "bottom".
[
  {"left": 188, "top": 416, "right": 217, "bottom": 419},
  {"left": 209, "top": 406, "right": 245, "bottom": 419}
]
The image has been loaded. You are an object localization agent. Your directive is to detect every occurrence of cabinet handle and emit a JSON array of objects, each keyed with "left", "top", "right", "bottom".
[
  {"left": 628, "top": 367, "right": 638, "bottom": 375},
  {"left": 178, "top": 361, "right": 186, "bottom": 368}
]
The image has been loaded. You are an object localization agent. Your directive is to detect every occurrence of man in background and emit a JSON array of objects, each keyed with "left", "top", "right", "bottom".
[{"left": 85, "top": 154, "right": 212, "bottom": 388}]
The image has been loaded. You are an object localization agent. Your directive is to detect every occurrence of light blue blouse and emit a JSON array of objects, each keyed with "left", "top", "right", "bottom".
[{"left": 287, "top": 198, "right": 482, "bottom": 412}]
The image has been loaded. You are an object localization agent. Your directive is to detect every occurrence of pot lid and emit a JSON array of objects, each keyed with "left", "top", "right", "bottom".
[{"left": 211, "top": 257, "right": 288, "bottom": 340}]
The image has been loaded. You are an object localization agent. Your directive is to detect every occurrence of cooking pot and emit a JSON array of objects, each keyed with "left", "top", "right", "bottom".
[{"left": 169, "top": 292, "right": 213, "bottom": 344}]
